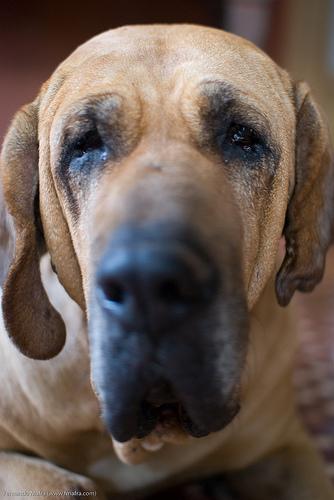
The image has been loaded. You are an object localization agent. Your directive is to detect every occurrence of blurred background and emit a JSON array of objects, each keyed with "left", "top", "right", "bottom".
[{"left": 1, "top": 0, "right": 334, "bottom": 491}]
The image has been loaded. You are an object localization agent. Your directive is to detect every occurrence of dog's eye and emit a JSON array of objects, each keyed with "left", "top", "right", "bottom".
[
  {"left": 73, "top": 130, "right": 102, "bottom": 156},
  {"left": 225, "top": 124, "right": 261, "bottom": 153},
  {"left": 217, "top": 123, "right": 267, "bottom": 166},
  {"left": 66, "top": 128, "right": 108, "bottom": 170}
]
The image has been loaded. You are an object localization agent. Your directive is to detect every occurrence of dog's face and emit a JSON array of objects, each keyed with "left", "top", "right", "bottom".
[{"left": 1, "top": 26, "right": 333, "bottom": 445}]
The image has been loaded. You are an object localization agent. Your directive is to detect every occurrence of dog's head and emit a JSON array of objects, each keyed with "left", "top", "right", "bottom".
[{"left": 1, "top": 25, "right": 333, "bottom": 445}]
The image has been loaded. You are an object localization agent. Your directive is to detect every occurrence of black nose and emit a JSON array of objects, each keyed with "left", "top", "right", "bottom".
[{"left": 96, "top": 229, "right": 218, "bottom": 333}]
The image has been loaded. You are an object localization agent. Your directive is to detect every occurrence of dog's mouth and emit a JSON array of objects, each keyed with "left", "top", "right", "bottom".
[
  {"left": 104, "top": 375, "right": 240, "bottom": 441},
  {"left": 111, "top": 398, "right": 240, "bottom": 465},
  {"left": 136, "top": 400, "right": 210, "bottom": 440}
]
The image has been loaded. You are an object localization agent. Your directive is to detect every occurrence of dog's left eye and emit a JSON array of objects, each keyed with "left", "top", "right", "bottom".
[
  {"left": 66, "top": 129, "right": 108, "bottom": 170},
  {"left": 225, "top": 124, "right": 262, "bottom": 154}
]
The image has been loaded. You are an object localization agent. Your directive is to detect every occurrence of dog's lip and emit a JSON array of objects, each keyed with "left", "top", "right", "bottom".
[
  {"left": 111, "top": 400, "right": 241, "bottom": 465},
  {"left": 107, "top": 392, "right": 241, "bottom": 444},
  {"left": 112, "top": 403, "right": 193, "bottom": 465}
]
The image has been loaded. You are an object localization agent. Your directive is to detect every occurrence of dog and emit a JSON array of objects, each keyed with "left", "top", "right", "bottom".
[{"left": 0, "top": 24, "right": 333, "bottom": 500}]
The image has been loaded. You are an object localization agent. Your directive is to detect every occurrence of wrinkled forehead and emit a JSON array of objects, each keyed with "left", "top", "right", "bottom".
[{"left": 40, "top": 25, "right": 294, "bottom": 131}]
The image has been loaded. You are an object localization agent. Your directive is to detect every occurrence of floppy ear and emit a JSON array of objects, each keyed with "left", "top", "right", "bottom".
[
  {"left": 276, "top": 81, "right": 334, "bottom": 306},
  {"left": 0, "top": 101, "right": 66, "bottom": 359}
]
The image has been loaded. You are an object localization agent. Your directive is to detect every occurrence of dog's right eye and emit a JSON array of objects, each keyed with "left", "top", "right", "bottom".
[{"left": 64, "top": 128, "right": 109, "bottom": 171}]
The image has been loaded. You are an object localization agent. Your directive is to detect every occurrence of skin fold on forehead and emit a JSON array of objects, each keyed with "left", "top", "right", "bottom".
[
  {"left": 42, "top": 25, "right": 295, "bottom": 178},
  {"left": 41, "top": 24, "right": 293, "bottom": 118}
]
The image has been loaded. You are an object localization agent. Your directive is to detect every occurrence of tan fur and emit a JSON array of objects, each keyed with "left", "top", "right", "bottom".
[{"left": 0, "top": 25, "right": 333, "bottom": 499}]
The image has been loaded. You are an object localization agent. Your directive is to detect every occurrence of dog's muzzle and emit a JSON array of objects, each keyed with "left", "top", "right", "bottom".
[{"left": 89, "top": 224, "right": 246, "bottom": 443}]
